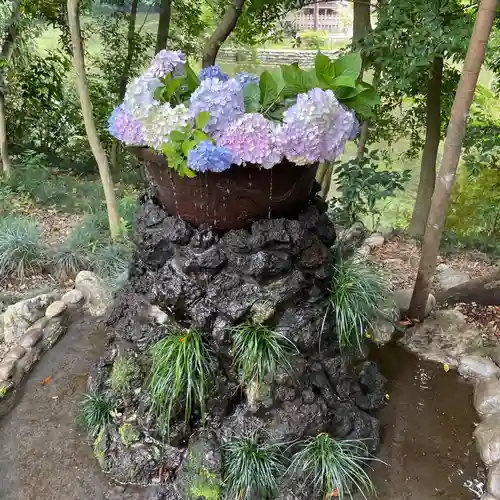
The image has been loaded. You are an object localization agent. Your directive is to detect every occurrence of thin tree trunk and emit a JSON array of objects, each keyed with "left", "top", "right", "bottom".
[
  {"left": 202, "top": 0, "right": 246, "bottom": 68},
  {"left": 356, "top": 67, "right": 380, "bottom": 161},
  {"left": 316, "top": 163, "right": 333, "bottom": 200},
  {"left": 0, "top": 0, "right": 22, "bottom": 178},
  {"left": 408, "top": 0, "right": 497, "bottom": 321},
  {"left": 313, "top": 3, "right": 319, "bottom": 31},
  {"left": 67, "top": 0, "right": 120, "bottom": 241},
  {"left": 408, "top": 56, "right": 444, "bottom": 237},
  {"left": 353, "top": 0, "right": 373, "bottom": 162},
  {"left": 155, "top": 0, "right": 172, "bottom": 54},
  {"left": 118, "top": 0, "right": 139, "bottom": 100}
]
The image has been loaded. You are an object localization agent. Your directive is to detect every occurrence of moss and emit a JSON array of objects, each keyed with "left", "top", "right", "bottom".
[
  {"left": 110, "top": 356, "right": 136, "bottom": 393},
  {"left": 93, "top": 427, "right": 107, "bottom": 468},
  {"left": 186, "top": 452, "right": 221, "bottom": 500},
  {"left": 119, "top": 423, "right": 140, "bottom": 448}
]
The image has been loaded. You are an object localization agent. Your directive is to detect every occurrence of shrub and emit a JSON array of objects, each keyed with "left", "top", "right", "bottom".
[
  {"left": 110, "top": 356, "right": 136, "bottom": 393},
  {"left": 223, "top": 431, "right": 286, "bottom": 499},
  {"left": 231, "top": 322, "right": 296, "bottom": 386},
  {"left": 288, "top": 434, "right": 377, "bottom": 500},
  {"left": 0, "top": 216, "right": 48, "bottom": 280},
  {"left": 51, "top": 230, "right": 93, "bottom": 279},
  {"left": 300, "top": 30, "right": 328, "bottom": 50},
  {"left": 147, "top": 329, "right": 215, "bottom": 434},
  {"left": 326, "top": 257, "right": 389, "bottom": 352},
  {"left": 76, "top": 389, "right": 114, "bottom": 438},
  {"left": 93, "top": 243, "right": 132, "bottom": 289}
]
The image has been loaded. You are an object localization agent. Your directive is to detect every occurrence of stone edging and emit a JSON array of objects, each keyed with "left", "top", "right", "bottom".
[
  {"left": 0, "top": 271, "right": 111, "bottom": 413},
  {"left": 458, "top": 355, "right": 500, "bottom": 499}
]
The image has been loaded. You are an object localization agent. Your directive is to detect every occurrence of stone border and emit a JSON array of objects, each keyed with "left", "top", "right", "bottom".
[
  {"left": 457, "top": 354, "right": 500, "bottom": 499},
  {"left": 0, "top": 271, "right": 111, "bottom": 413}
]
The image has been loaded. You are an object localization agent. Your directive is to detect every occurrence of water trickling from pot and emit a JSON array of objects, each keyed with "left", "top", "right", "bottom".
[
  {"left": 268, "top": 168, "right": 273, "bottom": 219},
  {"left": 168, "top": 170, "right": 179, "bottom": 214}
]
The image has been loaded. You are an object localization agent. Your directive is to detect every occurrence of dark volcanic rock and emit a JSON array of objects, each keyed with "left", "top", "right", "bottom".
[{"left": 98, "top": 195, "right": 385, "bottom": 489}]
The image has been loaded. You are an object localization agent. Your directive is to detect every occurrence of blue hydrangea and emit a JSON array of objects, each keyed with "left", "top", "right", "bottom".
[
  {"left": 189, "top": 77, "right": 244, "bottom": 138},
  {"left": 146, "top": 50, "right": 185, "bottom": 78},
  {"left": 199, "top": 65, "right": 229, "bottom": 82},
  {"left": 187, "top": 140, "right": 233, "bottom": 173},
  {"left": 234, "top": 72, "right": 260, "bottom": 88},
  {"left": 108, "top": 103, "right": 144, "bottom": 146}
]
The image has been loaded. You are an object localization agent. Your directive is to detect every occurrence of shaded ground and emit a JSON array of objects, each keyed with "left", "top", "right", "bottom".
[
  {"left": 369, "top": 345, "right": 485, "bottom": 500},
  {"left": 0, "top": 316, "right": 147, "bottom": 500},
  {"left": 0, "top": 316, "right": 486, "bottom": 500}
]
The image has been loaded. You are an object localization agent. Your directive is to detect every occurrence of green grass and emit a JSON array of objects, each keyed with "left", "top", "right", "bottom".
[
  {"left": 288, "top": 434, "right": 378, "bottom": 500},
  {"left": 110, "top": 356, "right": 136, "bottom": 393},
  {"left": 76, "top": 389, "right": 114, "bottom": 438},
  {"left": 223, "top": 431, "right": 286, "bottom": 500},
  {"left": 326, "top": 256, "right": 389, "bottom": 352},
  {"left": 231, "top": 322, "right": 296, "bottom": 387},
  {"left": 0, "top": 216, "right": 48, "bottom": 281},
  {"left": 147, "top": 328, "right": 214, "bottom": 434}
]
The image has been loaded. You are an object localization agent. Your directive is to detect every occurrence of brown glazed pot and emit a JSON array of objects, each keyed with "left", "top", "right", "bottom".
[{"left": 133, "top": 147, "right": 318, "bottom": 231}]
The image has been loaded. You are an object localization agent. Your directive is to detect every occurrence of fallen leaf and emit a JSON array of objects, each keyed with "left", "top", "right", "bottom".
[
  {"left": 385, "top": 393, "right": 390, "bottom": 400},
  {"left": 443, "top": 363, "right": 450, "bottom": 373},
  {"left": 398, "top": 320, "right": 413, "bottom": 326},
  {"left": 41, "top": 376, "right": 52, "bottom": 385}
]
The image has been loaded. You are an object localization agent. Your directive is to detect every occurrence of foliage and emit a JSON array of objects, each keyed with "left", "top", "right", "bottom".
[
  {"left": 445, "top": 167, "right": 500, "bottom": 253},
  {"left": 325, "top": 257, "right": 389, "bottom": 353},
  {"left": 77, "top": 388, "right": 114, "bottom": 438},
  {"left": 119, "top": 423, "right": 140, "bottom": 447},
  {"left": 110, "top": 356, "right": 136, "bottom": 393},
  {"left": 288, "top": 434, "right": 377, "bottom": 500},
  {"left": 186, "top": 450, "right": 221, "bottom": 500},
  {"left": 0, "top": 216, "right": 47, "bottom": 281},
  {"left": 223, "top": 430, "right": 286, "bottom": 500},
  {"left": 93, "top": 243, "right": 132, "bottom": 285},
  {"left": 147, "top": 328, "right": 214, "bottom": 434},
  {"left": 300, "top": 30, "right": 328, "bottom": 50},
  {"left": 50, "top": 229, "right": 93, "bottom": 279},
  {"left": 329, "top": 149, "right": 411, "bottom": 228},
  {"left": 231, "top": 322, "right": 296, "bottom": 387}
]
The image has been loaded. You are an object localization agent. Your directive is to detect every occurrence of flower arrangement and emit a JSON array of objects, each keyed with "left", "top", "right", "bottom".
[{"left": 108, "top": 50, "right": 378, "bottom": 177}]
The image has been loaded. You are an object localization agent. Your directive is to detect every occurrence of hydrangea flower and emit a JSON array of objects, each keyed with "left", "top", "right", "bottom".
[
  {"left": 187, "top": 140, "right": 233, "bottom": 173},
  {"left": 123, "top": 74, "right": 163, "bottom": 120},
  {"left": 217, "top": 113, "right": 283, "bottom": 169},
  {"left": 199, "top": 65, "right": 229, "bottom": 82},
  {"left": 142, "top": 103, "right": 193, "bottom": 150},
  {"left": 189, "top": 77, "right": 244, "bottom": 138},
  {"left": 108, "top": 104, "right": 145, "bottom": 146},
  {"left": 146, "top": 50, "right": 185, "bottom": 78},
  {"left": 234, "top": 72, "right": 259, "bottom": 88},
  {"left": 280, "top": 88, "right": 356, "bottom": 165}
]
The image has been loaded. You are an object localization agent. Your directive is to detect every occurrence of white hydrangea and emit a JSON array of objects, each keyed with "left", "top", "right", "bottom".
[
  {"left": 123, "top": 74, "right": 163, "bottom": 121},
  {"left": 142, "top": 103, "right": 193, "bottom": 150}
]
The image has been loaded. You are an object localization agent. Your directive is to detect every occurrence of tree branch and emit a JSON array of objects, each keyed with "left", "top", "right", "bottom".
[
  {"left": 202, "top": 0, "right": 247, "bottom": 68},
  {"left": 155, "top": 0, "right": 172, "bottom": 54}
]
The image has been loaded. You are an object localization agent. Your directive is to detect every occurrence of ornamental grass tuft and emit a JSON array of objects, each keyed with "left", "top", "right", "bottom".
[
  {"left": 223, "top": 430, "right": 286, "bottom": 499},
  {"left": 288, "top": 434, "right": 378, "bottom": 500},
  {"left": 0, "top": 216, "right": 48, "bottom": 280},
  {"left": 76, "top": 388, "right": 114, "bottom": 438},
  {"left": 147, "top": 328, "right": 214, "bottom": 434},
  {"left": 326, "top": 256, "right": 389, "bottom": 352},
  {"left": 231, "top": 322, "right": 296, "bottom": 386}
]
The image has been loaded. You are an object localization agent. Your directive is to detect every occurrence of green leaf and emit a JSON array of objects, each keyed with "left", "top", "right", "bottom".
[
  {"left": 169, "top": 130, "right": 185, "bottom": 143},
  {"left": 333, "top": 52, "right": 362, "bottom": 82},
  {"left": 195, "top": 111, "right": 210, "bottom": 130},
  {"left": 193, "top": 130, "right": 211, "bottom": 142},
  {"left": 315, "top": 52, "right": 335, "bottom": 87},
  {"left": 243, "top": 83, "right": 261, "bottom": 112},
  {"left": 153, "top": 86, "right": 167, "bottom": 103},
  {"left": 331, "top": 74, "right": 357, "bottom": 88},
  {"left": 184, "top": 61, "right": 200, "bottom": 93},
  {"left": 259, "top": 71, "right": 279, "bottom": 109},
  {"left": 166, "top": 77, "right": 182, "bottom": 99},
  {"left": 344, "top": 87, "right": 380, "bottom": 118},
  {"left": 281, "top": 64, "right": 317, "bottom": 98}
]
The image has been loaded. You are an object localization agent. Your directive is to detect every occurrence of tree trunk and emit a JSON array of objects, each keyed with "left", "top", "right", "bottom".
[
  {"left": 316, "top": 163, "right": 333, "bottom": 200},
  {"left": 0, "top": 0, "right": 22, "bottom": 178},
  {"left": 67, "top": 0, "right": 120, "bottom": 241},
  {"left": 408, "top": 0, "right": 497, "bottom": 321},
  {"left": 202, "top": 0, "right": 246, "bottom": 68},
  {"left": 313, "top": 3, "right": 319, "bottom": 31},
  {"left": 436, "top": 269, "right": 500, "bottom": 306},
  {"left": 0, "top": 93, "right": 10, "bottom": 178},
  {"left": 356, "top": 67, "right": 380, "bottom": 161},
  {"left": 155, "top": 0, "right": 172, "bottom": 54},
  {"left": 408, "top": 55, "right": 444, "bottom": 237},
  {"left": 118, "top": 0, "right": 139, "bottom": 100}
]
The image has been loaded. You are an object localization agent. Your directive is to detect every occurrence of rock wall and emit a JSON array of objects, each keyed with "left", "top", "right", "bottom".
[
  {"left": 92, "top": 191, "right": 386, "bottom": 494},
  {"left": 217, "top": 48, "right": 339, "bottom": 67}
]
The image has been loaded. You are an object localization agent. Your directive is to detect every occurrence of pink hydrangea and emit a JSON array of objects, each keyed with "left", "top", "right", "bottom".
[{"left": 217, "top": 113, "right": 283, "bottom": 169}]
